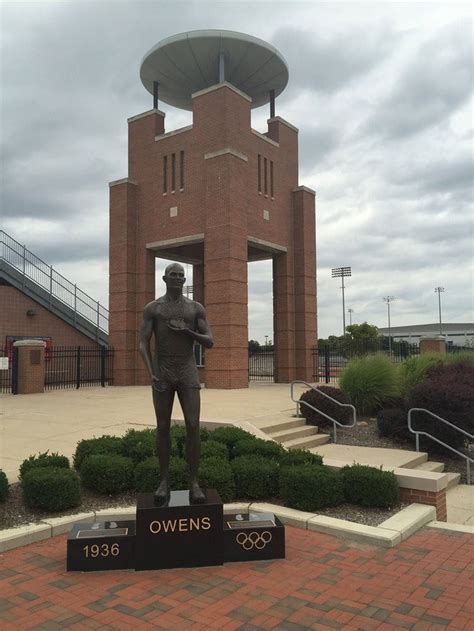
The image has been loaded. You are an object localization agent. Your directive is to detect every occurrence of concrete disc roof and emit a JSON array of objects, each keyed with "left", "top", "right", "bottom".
[{"left": 140, "top": 30, "right": 289, "bottom": 111}]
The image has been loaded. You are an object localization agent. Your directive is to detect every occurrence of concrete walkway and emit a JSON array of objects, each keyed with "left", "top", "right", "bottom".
[{"left": 1, "top": 384, "right": 472, "bottom": 526}]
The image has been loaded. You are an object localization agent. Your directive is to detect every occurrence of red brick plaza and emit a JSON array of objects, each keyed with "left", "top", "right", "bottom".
[{"left": 1, "top": 527, "right": 472, "bottom": 630}]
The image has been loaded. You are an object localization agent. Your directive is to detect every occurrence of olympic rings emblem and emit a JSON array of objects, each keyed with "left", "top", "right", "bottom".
[{"left": 236, "top": 530, "right": 272, "bottom": 550}]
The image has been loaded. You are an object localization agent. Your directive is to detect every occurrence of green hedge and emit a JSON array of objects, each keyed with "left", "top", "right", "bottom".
[
  {"left": 134, "top": 457, "right": 160, "bottom": 492},
  {"left": 279, "top": 465, "right": 344, "bottom": 511},
  {"left": 121, "top": 428, "right": 155, "bottom": 464},
  {"left": 19, "top": 452, "right": 70, "bottom": 481},
  {"left": 200, "top": 440, "right": 229, "bottom": 461},
  {"left": 341, "top": 464, "right": 399, "bottom": 508},
  {"left": 169, "top": 457, "right": 189, "bottom": 490},
  {"left": 22, "top": 467, "right": 81, "bottom": 511},
  {"left": 210, "top": 426, "right": 253, "bottom": 452},
  {"left": 231, "top": 455, "right": 278, "bottom": 499},
  {"left": 73, "top": 435, "right": 123, "bottom": 470},
  {"left": 199, "top": 457, "right": 235, "bottom": 503},
  {"left": 0, "top": 470, "right": 9, "bottom": 502},
  {"left": 233, "top": 438, "right": 283, "bottom": 460},
  {"left": 278, "top": 449, "right": 323, "bottom": 468},
  {"left": 81, "top": 454, "right": 134, "bottom": 494}
]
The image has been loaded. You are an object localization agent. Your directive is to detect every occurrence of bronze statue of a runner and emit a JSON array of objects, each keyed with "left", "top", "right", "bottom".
[{"left": 139, "top": 263, "right": 214, "bottom": 505}]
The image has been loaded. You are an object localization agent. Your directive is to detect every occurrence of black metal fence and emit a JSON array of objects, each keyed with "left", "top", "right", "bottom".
[
  {"left": 248, "top": 349, "right": 274, "bottom": 381},
  {"left": 0, "top": 348, "right": 13, "bottom": 394},
  {"left": 45, "top": 346, "right": 114, "bottom": 390},
  {"left": 313, "top": 339, "right": 420, "bottom": 383}
]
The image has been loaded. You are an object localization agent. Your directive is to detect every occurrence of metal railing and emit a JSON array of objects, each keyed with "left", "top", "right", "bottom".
[
  {"left": 408, "top": 408, "right": 473, "bottom": 484},
  {"left": 44, "top": 346, "right": 114, "bottom": 390},
  {"left": 290, "top": 380, "right": 357, "bottom": 443},
  {"left": 0, "top": 230, "right": 108, "bottom": 334}
]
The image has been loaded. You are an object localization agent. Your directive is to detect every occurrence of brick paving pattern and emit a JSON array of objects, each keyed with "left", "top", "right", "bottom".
[{"left": 0, "top": 526, "right": 472, "bottom": 630}]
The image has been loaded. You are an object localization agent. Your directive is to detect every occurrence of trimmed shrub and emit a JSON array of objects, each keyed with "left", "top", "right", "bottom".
[
  {"left": 339, "top": 354, "right": 401, "bottom": 415},
  {"left": 341, "top": 464, "right": 399, "bottom": 508},
  {"left": 134, "top": 457, "right": 160, "bottom": 492},
  {"left": 169, "top": 457, "right": 189, "bottom": 490},
  {"left": 210, "top": 426, "right": 253, "bottom": 452},
  {"left": 170, "top": 425, "right": 188, "bottom": 457},
  {"left": 406, "top": 361, "right": 474, "bottom": 453},
  {"left": 299, "top": 386, "right": 352, "bottom": 428},
  {"left": 73, "top": 435, "right": 123, "bottom": 470},
  {"left": 22, "top": 467, "right": 81, "bottom": 511},
  {"left": 279, "top": 449, "right": 323, "bottom": 468},
  {"left": 399, "top": 353, "right": 444, "bottom": 394},
  {"left": 279, "top": 465, "right": 344, "bottom": 511},
  {"left": 376, "top": 402, "right": 410, "bottom": 441},
  {"left": 0, "top": 470, "right": 9, "bottom": 502},
  {"left": 199, "top": 457, "right": 235, "bottom": 502},
  {"left": 19, "top": 452, "right": 70, "bottom": 481},
  {"left": 231, "top": 455, "right": 279, "bottom": 500},
  {"left": 200, "top": 440, "right": 229, "bottom": 461},
  {"left": 81, "top": 454, "right": 134, "bottom": 494},
  {"left": 121, "top": 428, "right": 155, "bottom": 464},
  {"left": 233, "top": 438, "right": 284, "bottom": 460}
]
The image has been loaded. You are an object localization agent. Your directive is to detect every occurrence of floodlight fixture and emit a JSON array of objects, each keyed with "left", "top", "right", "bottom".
[
  {"left": 348, "top": 308, "right": 354, "bottom": 326},
  {"left": 331, "top": 266, "right": 352, "bottom": 335}
]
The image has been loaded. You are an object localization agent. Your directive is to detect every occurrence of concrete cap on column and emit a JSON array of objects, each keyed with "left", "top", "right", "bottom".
[
  {"left": 13, "top": 340, "right": 47, "bottom": 347},
  {"left": 419, "top": 336, "right": 446, "bottom": 341}
]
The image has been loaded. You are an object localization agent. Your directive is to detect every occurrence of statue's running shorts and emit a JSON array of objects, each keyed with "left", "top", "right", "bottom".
[{"left": 153, "top": 355, "right": 201, "bottom": 393}]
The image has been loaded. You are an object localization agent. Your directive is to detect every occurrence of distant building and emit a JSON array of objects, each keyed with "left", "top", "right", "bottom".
[{"left": 378, "top": 323, "right": 474, "bottom": 347}]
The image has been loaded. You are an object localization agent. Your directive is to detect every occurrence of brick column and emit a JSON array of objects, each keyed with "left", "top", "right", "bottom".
[
  {"left": 292, "top": 186, "right": 317, "bottom": 381},
  {"left": 273, "top": 252, "right": 295, "bottom": 382},
  {"left": 400, "top": 488, "right": 447, "bottom": 521},
  {"left": 192, "top": 263, "right": 204, "bottom": 305},
  {"left": 419, "top": 336, "right": 447, "bottom": 355},
  {"left": 13, "top": 340, "right": 45, "bottom": 394}
]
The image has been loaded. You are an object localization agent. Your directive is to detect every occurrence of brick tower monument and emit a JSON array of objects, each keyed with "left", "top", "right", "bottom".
[{"left": 109, "top": 30, "right": 317, "bottom": 388}]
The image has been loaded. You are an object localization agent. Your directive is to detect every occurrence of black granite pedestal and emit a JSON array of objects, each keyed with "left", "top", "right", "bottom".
[
  {"left": 135, "top": 489, "right": 224, "bottom": 571},
  {"left": 223, "top": 512, "right": 285, "bottom": 563},
  {"left": 67, "top": 520, "right": 135, "bottom": 571}
]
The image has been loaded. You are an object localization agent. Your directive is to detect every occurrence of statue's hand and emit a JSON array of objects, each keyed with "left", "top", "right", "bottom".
[
  {"left": 151, "top": 375, "right": 161, "bottom": 390},
  {"left": 168, "top": 319, "right": 190, "bottom": 333}
]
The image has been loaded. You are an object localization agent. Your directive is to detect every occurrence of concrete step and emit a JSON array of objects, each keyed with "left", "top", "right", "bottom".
[
  {"left": 284, "top": 434, "right": 331, "bottom": 450},
  {"left": 261, "top": 418, "right": 306, "bottom": 433},
  {"left": 415, "top": 461, "right": 445, "bottom": 473},
  {"left": 269, "top": 425, "right": 319, "bottom": 443},
  {"left": 446, "top": 472, "right": 461, "bottom": 490}
]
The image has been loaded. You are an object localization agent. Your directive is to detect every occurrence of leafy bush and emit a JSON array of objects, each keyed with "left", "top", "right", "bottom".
[
  {"left": 199, "top": 457, "right": 235, "bottom": 502},
  {"left": 279, "top": 465, "right": 344, "bottom": 511},
  {"left": 445, "top": 351, "right": 474, "bottom": 366},
  {"left": 339, "top": 354, "right": 401, "bottom": 415},
  {"left": 170, "top": 425, "right": 188, "bottom": 456},
  {"left": 406, "top": 361, "right": 474, "bottom": 453},
  {"left": 233, "top": 438, "right": 283, "bottom": 460},
  {"left": 134, "top": 457, "right": 160, "bottom": 492},
  {"left": 0, "top": 470, "right": 9, "bottom": 502},
  {"left": 231, "top": 455, "right": 278, "bottom": 499},
  {"left": 210, "top": 426, "right": 253, "bottom": 452},
  {"left": 279, "top": 449, "right": 323, "bottom": 468},
  {"left": 121, "top": 428, "right": 155, "bottom": 464},
  {"left": 376, "top": 402, "right": 410, "bottom": 441},
  {"left": 341, "top": 464, "right": 399, "bottom": 508},
  {"left": 169, "top": 457, "right": 189, "bottom": 490},
  {"left": 19, "top": 452, "right": 70, "bottom": 481},
  {"left": 81, "top": 454, "right": 134, "bottom": 494},
  {"left": 73, "top": 435, "right": 123, "bottom": 470},
  {"left": 22, "top": 467, "right": 81, "bottom": 511},
  {"left": 200, "top": 440, "right": 229, "bottom": 461},
  {"left": 399, "top": 353, "right": 444, "bottom": 394},
  {"left": 299, "top": 386, "right": 353, "bottom": 428}
]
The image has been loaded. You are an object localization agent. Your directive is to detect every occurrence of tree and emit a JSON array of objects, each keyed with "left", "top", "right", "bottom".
[
  {"left": 248, "top": 340, "right": 261, "bottom": 353},
  {"left": 345, "top": 322, "right": 380, "bottom": 343}
]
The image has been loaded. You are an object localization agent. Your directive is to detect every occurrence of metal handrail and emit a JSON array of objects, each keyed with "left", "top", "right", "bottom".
[
  {"left": 0, "top": 230, "right": 108, "bottom": 334},
  {"left": 290, "top": 380, "right": 357, "bottom": 443},
  {"left": 408, "top": 408, "right": 473, "bottom": 485}
]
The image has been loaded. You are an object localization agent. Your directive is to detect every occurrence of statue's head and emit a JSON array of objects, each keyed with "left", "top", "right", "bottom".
[{"left": 163, "top": 262, "right": 185, "bottom": 291}]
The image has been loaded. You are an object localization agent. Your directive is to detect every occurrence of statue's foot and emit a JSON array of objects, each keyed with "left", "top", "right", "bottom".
[
  {"left": 153, "top": 480, "right": 170, "bottom": 506},
  {"left": 189, "top": 483, "right": 206, "bottom": 504}
]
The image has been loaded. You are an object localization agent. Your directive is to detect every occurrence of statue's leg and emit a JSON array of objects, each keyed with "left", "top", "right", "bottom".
[
  {"left": 152, "top": 387, "right": 175, "bottom": 504},
  {"left": 178, "top": 387, "right": 205, "bottom": 504}
]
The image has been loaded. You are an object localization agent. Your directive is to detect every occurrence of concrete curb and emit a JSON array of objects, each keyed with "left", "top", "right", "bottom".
[
  {"left": 0, "top": 502, "right": 441, "bottom": 553},
  {"left": 426, "top": 520, "right": 474, "bottom": 534}
]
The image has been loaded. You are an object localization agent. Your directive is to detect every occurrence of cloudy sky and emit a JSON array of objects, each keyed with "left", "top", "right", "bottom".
[{"left": 1, "top": 0, "right": 472, "bottom": 342}]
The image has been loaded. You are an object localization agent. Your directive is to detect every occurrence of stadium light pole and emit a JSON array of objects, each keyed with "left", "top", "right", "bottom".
[
  {"left": 383, "top": 296, "right": 395, "bottom": 355},
  {"left": 332, "top": 267, "right": 352, "bottom": 336},
  {"left": 435, "top": 287, "right": 445, "bottom": 335},
  {"left": 348, "top": 308, "right": 354, "bottom": 326}
]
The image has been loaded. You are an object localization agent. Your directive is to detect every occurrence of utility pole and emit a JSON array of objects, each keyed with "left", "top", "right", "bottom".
[
  {"left": 383, "top": 296, "right": 395, "bottom": 355},
  {"left": 332, "top": 267, "right": 352, "bottom": 336},
  {"left": 348, "top": 308, "right": 354, "bottom": 326},
  {"left": 434, "top": 287, "right": 445, "bottom": 335}
]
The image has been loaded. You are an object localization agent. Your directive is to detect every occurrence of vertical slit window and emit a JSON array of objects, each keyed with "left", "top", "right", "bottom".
[
  {"left": 264, "top": 157, "right": 268, "bottom": 195},
  {"left": 180, "top": 150, "right": 184, "bottom": 189},
  {"left": 171, "top": 153, "right": 176, "bottom": 191},
  {"left": 258, "top": 154, "right": 262, "bottom": 192},
  {"left": 270, "top": 161, "right": 274, "bottom": 197},
  {"left": 163, "top": 156, "right": 168, "bottom": 193}
]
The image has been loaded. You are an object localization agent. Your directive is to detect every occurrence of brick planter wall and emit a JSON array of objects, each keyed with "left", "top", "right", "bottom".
[{"left": 399, "top": 487, "right": 447, "bottom": 521}]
